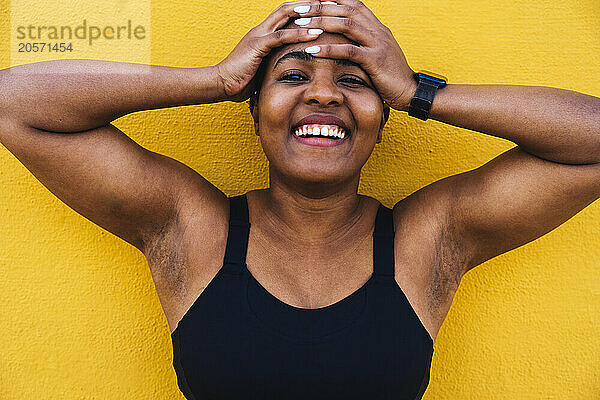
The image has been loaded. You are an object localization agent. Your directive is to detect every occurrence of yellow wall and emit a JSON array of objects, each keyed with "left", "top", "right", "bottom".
[{"left": 1, "top": 0, "right": 599, "bottom": 398}]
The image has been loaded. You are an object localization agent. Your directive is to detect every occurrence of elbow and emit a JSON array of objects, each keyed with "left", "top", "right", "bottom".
[
  {"left": 0, "top": 68, "right": 9, "bottom": 119},
  {"left": 0, "top": 67, "right": 18, "bottom": 121}
]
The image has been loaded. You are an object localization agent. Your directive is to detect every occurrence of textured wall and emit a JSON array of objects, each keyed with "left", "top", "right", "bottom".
[{"left": 1, "top": 0, "right": 599, "bottom": 399}]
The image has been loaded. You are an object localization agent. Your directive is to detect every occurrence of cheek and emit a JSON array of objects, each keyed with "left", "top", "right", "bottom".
[
  {"left": 258, "top": 87, "right": 297, "bottom": 127},
  {"left": 351, "top": 98, "right": 384, "bottom": 135},
  {"left": 256, "top": 95, "right": 291, "bottom": 158}
]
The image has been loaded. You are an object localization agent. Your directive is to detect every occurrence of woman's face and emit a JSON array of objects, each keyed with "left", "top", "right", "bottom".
[{"left": 251, "top": 26, "right": 388, "bottom": 186}]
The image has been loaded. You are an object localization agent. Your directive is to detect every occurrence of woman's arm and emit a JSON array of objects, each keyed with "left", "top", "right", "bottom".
[
  {"left": 397, "top": 82, "right": 600, "bottom": 273},
  {"left": 402, "top": 83, "right": 600, "bottom": 165},
  {"left": 0, "top": 60, "right": 228, "bottom": 254},
  {"left": 0, "top": 60, "right": 225, "bottom": 133}
]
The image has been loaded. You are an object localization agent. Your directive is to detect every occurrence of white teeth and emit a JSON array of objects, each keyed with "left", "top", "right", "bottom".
[{"left": 293, "top": 124, "right": 347, "bottom": 138}]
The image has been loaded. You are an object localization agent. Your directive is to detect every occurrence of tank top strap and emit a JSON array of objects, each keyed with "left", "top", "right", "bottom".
[
  {"left": 372, "top": 203, "right": 395, "bottom": 280},
  {"left": 221, "top": 193, "right": 250, "bottom": 275}
]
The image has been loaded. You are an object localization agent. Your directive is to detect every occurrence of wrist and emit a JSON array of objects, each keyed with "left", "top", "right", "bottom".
[
  {"left": 187, "top": 65, "right": 229, "bottom": 104},
  {"left": 405, "top": 71, "right": 448, "bottom": 119},
  {"left": 399, "top": 78, "right": 419, "bottom": 113},
  {"left": 206, "top": 64, "right": 229, "bottom": 103}
]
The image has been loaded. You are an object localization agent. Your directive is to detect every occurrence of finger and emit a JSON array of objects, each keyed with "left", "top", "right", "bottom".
[
  {"left": 317, "top": 0, "right": 378, "bottom": 20},
  {"left": 260, "top": 1, "right": 321, "bottom": 32},
  {"left": 319, "top": 0, "right": 368, "bottom": 11},
  {"left": 253, "top": 28, "right": 323, "bottom": 57},
  {"left": 304, "top": 43, "right": 371, "bottom": 67},
  {"left": 294, "top": 1, "right": 372, "bottom": 26},
  {"left": 293, "top": 16, "right": 375, "bottom": 47}
]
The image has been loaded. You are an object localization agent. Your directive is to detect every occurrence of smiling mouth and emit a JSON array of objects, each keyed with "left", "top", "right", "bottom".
[
  {"left": 290, "top": 124, "right": 351, "bottom": 140},
  {"left": 290, "top": 125, "right": 351, "bottom": 148}
]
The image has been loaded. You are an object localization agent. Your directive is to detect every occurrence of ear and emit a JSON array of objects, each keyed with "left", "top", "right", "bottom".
[
  {"left": 376, "top": 102, "right": 390, "bottom": 143},
  {"left": 252, "top": 109, "right": 259, "bottom": 136},
  {"left": 250, "top": 95, "right": 259, "bottom": 136}
]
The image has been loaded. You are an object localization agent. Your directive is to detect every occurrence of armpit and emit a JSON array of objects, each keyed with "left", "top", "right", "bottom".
[{"left": 427, "top": 218, "right": 470, "bottom": 322}]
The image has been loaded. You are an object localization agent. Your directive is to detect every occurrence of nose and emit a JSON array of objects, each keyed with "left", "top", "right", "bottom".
[{"left": 302, "top": 74, "right": 344, "bottom": 106}]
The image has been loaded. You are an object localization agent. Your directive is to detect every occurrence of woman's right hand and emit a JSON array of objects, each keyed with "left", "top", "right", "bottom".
[{"left": 214, "top": 1, "right": 323, "bottom": 103}]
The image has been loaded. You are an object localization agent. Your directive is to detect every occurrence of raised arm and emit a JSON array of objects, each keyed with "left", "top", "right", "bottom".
[
  {"left": 422, "top": 84, "right": 600, "bottom": 274},
  {"left": 0, "top": 60, "right": 227, "bottom": 133},
  {"left": 0, "top": 61, "right": 228, "bottom": 252}
]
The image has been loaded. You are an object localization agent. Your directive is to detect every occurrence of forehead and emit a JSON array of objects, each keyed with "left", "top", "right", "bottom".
[
  {"left": 272, "top": 49, "right": 362, "bottom": 70},
  {"left": 266, "top": 27, "right": 359, "bottom": 70}
]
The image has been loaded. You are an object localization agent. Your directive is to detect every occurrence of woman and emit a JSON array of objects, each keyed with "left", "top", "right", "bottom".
[{"left": 1, "top": 0, "right": 599, "bottom": 399}]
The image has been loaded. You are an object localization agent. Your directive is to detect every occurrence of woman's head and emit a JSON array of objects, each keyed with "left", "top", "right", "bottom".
[{"left": 248, "top": 20, "right": 390, "bottom": 188}]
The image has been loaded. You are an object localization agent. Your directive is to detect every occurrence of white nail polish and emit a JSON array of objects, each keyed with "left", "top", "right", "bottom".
[
  {"left": 308, "top": 28, "right": 323, "bottom": 35},
  {"left": 294, "top": 18, "right": 311, "bottom": 25},
  {"left": 305, "top": 45, "right": 320, "bottom": 54},
  {"left": 294, "top": 5, "right": 310, "bottom": 13}
]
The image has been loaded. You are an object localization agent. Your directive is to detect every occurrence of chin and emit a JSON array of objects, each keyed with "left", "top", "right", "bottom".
[{"left": 281, "top": 165, "right": 355, "bottom": 186}]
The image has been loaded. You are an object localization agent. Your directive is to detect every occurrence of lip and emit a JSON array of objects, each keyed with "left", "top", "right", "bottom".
[
  {"left": 292, "top": 133, "right": 349, "bottom": 147},
  {"left": 292, "top": 113, "right": 351, "bottom": 135}
]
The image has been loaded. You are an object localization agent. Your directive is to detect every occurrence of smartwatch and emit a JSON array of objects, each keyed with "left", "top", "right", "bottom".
[{"left": 408, "top": 71, "right": 448, "bottom": 121}]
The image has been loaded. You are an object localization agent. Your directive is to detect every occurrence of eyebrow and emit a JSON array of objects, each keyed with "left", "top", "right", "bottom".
[{"left": 273, "top": 50, "right": 362, "bottom": 70}]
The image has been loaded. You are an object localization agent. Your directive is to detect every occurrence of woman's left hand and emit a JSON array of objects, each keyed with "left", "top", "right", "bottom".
[{"left": 293, "top": 0, "right": 416, "bottom": 111}]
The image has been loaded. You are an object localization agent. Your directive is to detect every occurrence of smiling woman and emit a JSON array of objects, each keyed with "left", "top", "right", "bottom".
[
  {"left": 165, "top": 5, "right": 436, "bottom": 398},
  {"left": 245, "top": 28, "right": 388, "bottom": 188}
]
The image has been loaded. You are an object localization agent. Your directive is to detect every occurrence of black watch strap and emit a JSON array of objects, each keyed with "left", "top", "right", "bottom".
[{"left": 408, "top": 72, "right": 447, "bottom": 121}]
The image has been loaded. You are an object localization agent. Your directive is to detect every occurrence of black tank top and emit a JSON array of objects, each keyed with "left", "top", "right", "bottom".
[{"left": 171, "top": 193, "right": 434, "bottom": 400}]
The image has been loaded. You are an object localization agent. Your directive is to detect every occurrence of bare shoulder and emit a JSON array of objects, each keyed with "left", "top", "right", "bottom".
[
  {"left": 391, "top": 176, "right": 470, "bottom": 340},
  {"left": 143, "top": 170, "right": 230, "bottom": 333}
]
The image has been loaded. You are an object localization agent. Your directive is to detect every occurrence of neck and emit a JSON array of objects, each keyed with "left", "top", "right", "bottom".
[{"left": 255, "top": 171, "right": 370, "bottom": 250}]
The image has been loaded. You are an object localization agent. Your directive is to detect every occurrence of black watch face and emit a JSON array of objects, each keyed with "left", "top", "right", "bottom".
[{"left": 415, "top": 72, "right": 446, "bottom": 86}]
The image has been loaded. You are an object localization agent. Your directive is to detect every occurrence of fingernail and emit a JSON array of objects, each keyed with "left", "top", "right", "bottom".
[
  {"left": 294, "top": 5, "right": 310, "bottom": 13},
  {"left": 321, "top": 1, "right": 337, "bottom": 4},
  {"left": 294, "top": 18, "right": 311, "bottom": 25},
  {"left": 305, "top": 45, "right": 320, "bottom": 53},
  {"left": 308, "top": 28, "right": 323, "bottom": 35}
]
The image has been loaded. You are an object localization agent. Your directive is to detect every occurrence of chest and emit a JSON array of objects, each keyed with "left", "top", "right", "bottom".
[
  {"left": 181, "top": 223, "right": 443, "bottom": 344},
  {"left": 243, "top": 229, "right": 376, "bottom": 310},
  {"left": 173, "top": 270, "right": 434, "bottom": 400},
  {"left": 160, "top": 206, "right": 463, "bottom": 346},
  {"left": 172, "top": 262, "right": 434, "bottom": 399}
]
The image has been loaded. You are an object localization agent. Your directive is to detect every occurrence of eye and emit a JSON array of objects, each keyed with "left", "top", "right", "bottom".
[
  {"left": 341, "top": 77, "right": 365, "bottom": 86},
  {"left": 278, "top": 72, "right": 367, "bottom": 86},
  {"left": 280, "top": 72, "right": 307, "bottom": 81}
]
